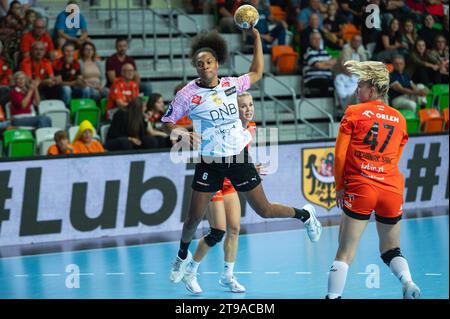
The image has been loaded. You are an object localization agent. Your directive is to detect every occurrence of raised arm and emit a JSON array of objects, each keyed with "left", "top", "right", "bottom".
[{"left": 247, "top": 27, "right": 264, "bottom": 85}]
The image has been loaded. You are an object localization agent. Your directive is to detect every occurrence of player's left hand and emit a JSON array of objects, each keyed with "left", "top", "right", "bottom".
[{"left": 336, "top": 189, "right": 345, "bottom": 209}]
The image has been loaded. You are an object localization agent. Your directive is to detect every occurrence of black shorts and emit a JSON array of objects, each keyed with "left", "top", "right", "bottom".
[{"left": 192, "top": 148, "right": 262, "bottom": 193}]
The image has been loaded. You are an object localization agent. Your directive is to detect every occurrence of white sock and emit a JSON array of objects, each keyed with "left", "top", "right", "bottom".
[
  {"left": 186, "top": 260, "right": 200, "bottom": 274},
  {"left": 223, "top": 261, "right": 235, "bottom": 277},
  {"left": 327, "top": 260, "right": 349, "bottom": 299},
  {"left": 389, "top": 256, "right": 412, "bottom": 286}
]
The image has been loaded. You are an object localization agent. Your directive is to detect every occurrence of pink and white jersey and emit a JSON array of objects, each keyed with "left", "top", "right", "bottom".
[{"left": 162, "top": 75, "right": 252, "bottom": 157}]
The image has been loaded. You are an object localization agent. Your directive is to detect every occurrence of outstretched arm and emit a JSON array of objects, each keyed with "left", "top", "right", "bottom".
[{"left": 247, "top": 27, "right": 264, "bottom": 85}]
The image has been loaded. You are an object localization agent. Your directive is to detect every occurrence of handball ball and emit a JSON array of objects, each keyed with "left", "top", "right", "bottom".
[{"left": 234, "top": 4, "right": 259, "bottom": 29}]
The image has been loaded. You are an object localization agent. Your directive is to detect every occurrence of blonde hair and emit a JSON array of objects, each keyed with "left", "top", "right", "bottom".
[
  {"left": 344, "top": 60, "right": 390, "bottom": 97},
  {"left": 237, "top": 92, "right": 252, "bottom": 99}
]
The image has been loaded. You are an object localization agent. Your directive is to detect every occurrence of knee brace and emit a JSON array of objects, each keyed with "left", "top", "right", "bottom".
[
  {"left": 381, "top": 247, "right": 403, "bottom": 266},
  {"left": 204, "top": 228, "right": 226, "bottom": 247}
]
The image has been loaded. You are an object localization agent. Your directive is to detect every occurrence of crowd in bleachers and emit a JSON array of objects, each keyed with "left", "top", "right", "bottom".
[{"left": 0, "top": 0, "right": 449, "bottom": 158}]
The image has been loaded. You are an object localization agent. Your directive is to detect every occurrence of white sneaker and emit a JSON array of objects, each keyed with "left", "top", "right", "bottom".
[
  {"left": 219, "top": 275, "right": 246, "bottom": 293},
  {"left": 183, "top": 271, "right": 203, "bottom": 294},
  {"left": 403, "top": 281, "right": 421, "bottom": 299},
  {"left": 302, "top": 204, "right": 322, "bottom": 242},
  {"left": 169, "top": 250, "right": 192, "bottom": 283}
]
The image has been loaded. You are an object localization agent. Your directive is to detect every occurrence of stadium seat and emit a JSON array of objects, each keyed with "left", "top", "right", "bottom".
[
  {"left": 4, "top": 102, "right": 11, "bottom": 119},
  {"left": 418, "top": 108, "right": 444, "bottom": 133},
  {"left": 398, "top": 109, "right": 420, "bottom": 134},
  {"left": 271, "top": 45, "right": 298, "bottom": 74},
  {"left": 269, "top": 5, "right": 287, "bottom": 21},
  {"left": 70, "top": 98, "right": 98, "bottom": 116},
  {"left": 39, "top": 100, "right": 70, "bottom": 130},
  {"left": 100, "top": 124, "right": 110, "bottom": 145},
  {"left": 74, "top": 106, "right": 100, "bottom": 130},
  {"left": 325, "top": 47, "right": 341, "bottom": 59},
  {"left": 3, "top": 129, "right": 35, "bottom": 157},
  {"left": 431, "top": 84, "right": 449, "bottom": 110},
  {"left": 35, "top": 127, "right": 60, "bottom": 155},
  {"left": 99, "top": 98, "right": 108, "bottom": 117},
  {"left": 443, "top": 108, "right": 449, "bottom": 131}
]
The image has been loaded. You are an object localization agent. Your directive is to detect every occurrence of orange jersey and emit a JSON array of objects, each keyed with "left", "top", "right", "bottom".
[
  {"left": 20, "top": 57, "right": 54, "bottom": 80},
  {"left": 20, "top": 31, "right": 55, "bottom": 56},
  {"left": 0, "top": 58, "right": 12, "bottom": 86},
  {"left": 47, "top": 144, "right": 74, "bottom": 155},
  {"left": 106, "top": 77, "right": 139, "bottom": 111},
  {"left": 72, "top": 140, "right": 105, "bottom": 154},
  {"left": 338, "top": 100, "right": 408, "bottom": 195}
]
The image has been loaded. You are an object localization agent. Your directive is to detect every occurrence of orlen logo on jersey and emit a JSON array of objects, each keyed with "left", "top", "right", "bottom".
[
  {"left": 376, "top": 113, "right": 399, "bottom": 123},
  {"left": 191, "top": 95, "right": 202, "bottom": 105},
  {"left": 362, "top": 110, "right": 375, "bottom": 118},
  {"left": 222, "top": 81, "right": 230, "bottom": 88}
]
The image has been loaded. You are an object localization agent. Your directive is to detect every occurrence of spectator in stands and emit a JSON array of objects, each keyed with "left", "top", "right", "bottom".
[
  {"left": 0, "top": 40, "right": 12, "bottom": 107},
  {"left": 23, "top": 8, "right": 36, "bottom": 32},
  {"left": 303, "top": 31, "right": 337, "bottom": 97},
  {"left": 381, "top": 0, "right": 410, "bottom": 25},
  {"left": 9, "top": 71, "right": 52, "bottom": 128},
  {"left": 216, "top": 0, "right": 241, "bottom": 33},
  {"left": 323, "top": 2, "right": 346, "bottom": 50},
  {"left": 424, "top": 0, "right": 445, "bottom": 19},
  {"left": 406, "top": 39, "right": 441, "bottom": 85},
  {"left": 401, "top": 18, "right": 418, "bottom": 50},
  {"left": 145, "top": 93, "right": 171, "bottom": 148},
  {"left": 53, "top": 41, "right": 89, "bottom": 107},
  {"left": 428, "top": 34, "right": 449, "bottom": 83},
  {"left": 340, "top": 34, "right": 368, "bottom": 64},
  {"left": 106, "top": 63, "right": 139, "bottom": 118},
  {"left": 47, "top": 130, "right": 74, "bottom": 155},
  {"left": 20, "top": 18, "right": 55, "bottom": 60},
  {"left": 72, "top": 119, "right": 104, "bottom": 154},
  {"left": 246, "top": 0, "right": 287, "bottom": 53},
  {"left": 334, "top": 62, "right": 358, "bottom": 109},
  {"left": 443, "top": 13, "right": 448, "bottom": 45},
  {"left": 0, "top": 0, "right": 26, "bottom": 65},
  {"left": 297, "top": 0, "right": 324, "bottom": 32},
  {"left": 105, "top": 97, "right": 158, "bottom": 151},
  {"left": 300, "top": 13, "right": 325, "bottom": 57},
  {"left": 53, "top": 0, "right": 89, "bottom": 49},
  {"left": 105, "top": 37, "right": 151, "bottom": 97},
  {"left": 172, "top": 82, "right": 193, "bottom": 131},
  {"left": 374, "top": 18, "right": 407, "bottom": 63},
  {"left": 78, "top": 41, "right": 107, "bottom": 102},
  {"left": 389, "top": 55, "right": 428, "bottom": 112},
  {"left": 20, "top": 41, "right": 62, "bottom": 100},
  {"left": 418, "top": 14, "right": 441, "bottom": 49}
]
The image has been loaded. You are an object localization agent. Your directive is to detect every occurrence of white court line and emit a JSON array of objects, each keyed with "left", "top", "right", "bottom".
[
  {"left": 425, "top": 273, "right": 442, "bottom": 276},
  {"left": 202, "top": 272, "right": 218, "bottom": 275},
  {"left": 79, "top": 273, "right": 94, "bottom": 276},
  {"left": 105, "top": 273, "right": 125, "bottom": 275},
  {"left": 357, "top": 272, "right": 372, "bottom": 275},
  {"left": 14, "top": 274, "right": 28, "bottom": 277},
  {"left": 42, "top": 274, "right": 61, "bottom": 277},
  {"left": 295, "top": 272, "right": 312, "bottom": 275},
  {"left": 265, "top": 272, "right": 280, "bottom": 275},
  {"left": 139, "top": 272, "right": 156, "bottom": 275},
  {"left": 234, "top": 272, "right": 252, "bottom": 274}
]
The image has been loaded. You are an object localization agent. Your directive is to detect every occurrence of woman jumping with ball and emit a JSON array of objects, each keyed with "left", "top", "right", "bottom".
[{"left": 162, "top": 26, "right": 322, "bottom": 293}]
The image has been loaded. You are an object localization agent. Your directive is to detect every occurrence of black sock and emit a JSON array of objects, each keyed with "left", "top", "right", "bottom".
[
  {"left": 178, "top": 240, "right": 191, "bottom": 259},
  {"left": 293, "top": 208, "right": 310, "bottom": 223}
]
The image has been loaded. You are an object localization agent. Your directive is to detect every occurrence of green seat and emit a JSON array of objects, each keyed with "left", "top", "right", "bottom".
[
  {"left": 75, "top": 106, "right": 100, "bottom": 129},
  {"left": 398, "top": 109, "right": 420, "bottom": 134},
  {"left": 425, "top": 94, "right": 434, "bottom": 109},
  {"left": 99, "top": 98, "right": 108, "bottom": 117},
  {"left": 3, "top": 129, "right": 35, "bottom": 157},
  {"left": 431, "top": 84, "right": 449, "bottom": 111},
  {"left": 142, "top": 96, "right": 149, "bottom": 103},
  {"left": 70, "top": 98, "right": 97, "bottom": 116},
  {"left": 325, "top": 47, "right": 341, "bottom": 59},
  {"left": 433, "top": 22, "right": 443, "bottom": 30}
]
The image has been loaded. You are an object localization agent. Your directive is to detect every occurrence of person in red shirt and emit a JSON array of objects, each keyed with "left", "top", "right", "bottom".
[
  {"left": 53, "top": 41, "right": 89, "bottom": 107},
  {"left": 106, "top": 63, "right": 139, "bottom": 118},
  {"left": 216, "top": 0, "right": 242, "bottom": 33},
  {"left": 20, "top": 18, "right": 56, "bottom": 61},
  {"left": 326, "top": 60, "right": 420, "bottom": 299},
  {"left": 0, "top": 40, "right": 12, "bottom": 107},
  {"left": 20, "top": 41, "right": 62, "bottom": 101},
  {"left": 9, "top": 70, "right": 52, "bottom": 128}
]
